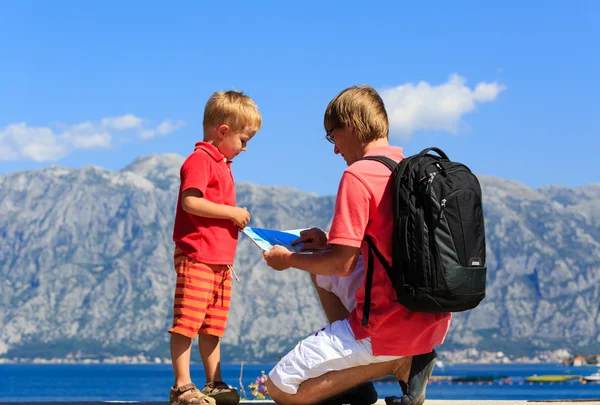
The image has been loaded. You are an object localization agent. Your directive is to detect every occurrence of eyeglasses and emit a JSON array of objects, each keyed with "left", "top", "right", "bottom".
[{"left": 325, "top": 127, "right": 336, "bottom": 144}]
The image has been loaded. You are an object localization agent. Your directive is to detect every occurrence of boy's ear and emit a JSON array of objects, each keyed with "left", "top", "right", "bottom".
[{"left": 217, "top": 125, "right": 229, "bottom": 138}]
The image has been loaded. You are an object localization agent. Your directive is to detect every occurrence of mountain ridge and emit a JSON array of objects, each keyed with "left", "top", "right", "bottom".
[{"left": 0, "top": 154, "right": 598, "bottom": 361}]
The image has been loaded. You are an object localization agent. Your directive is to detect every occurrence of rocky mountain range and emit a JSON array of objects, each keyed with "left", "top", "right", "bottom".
[{"left": 0, "top": 154, "right": 598, "bottom": 361}]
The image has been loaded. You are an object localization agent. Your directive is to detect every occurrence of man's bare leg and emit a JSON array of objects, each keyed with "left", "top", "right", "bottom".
[
  {"left": 308, "top": 274, "right": 415, "bottom": 403},
  {"left": 267, "top": 357, "right": 411, "bottom": 405},
  {"left": 310, "top": 274, "right": 349, "bottom": 323}
]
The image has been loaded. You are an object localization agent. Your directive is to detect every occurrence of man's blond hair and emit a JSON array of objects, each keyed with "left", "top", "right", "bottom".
[
  {"left": 203, "top": 90, "right": 262, "bottom": 133},
  {"left": 324, "top": 85, "right": 389, "bottom": 143}
]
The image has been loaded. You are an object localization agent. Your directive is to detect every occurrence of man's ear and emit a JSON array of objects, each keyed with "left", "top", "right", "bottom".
[{"left": 217, "top": 124, "right": 229, "bottom": 138}]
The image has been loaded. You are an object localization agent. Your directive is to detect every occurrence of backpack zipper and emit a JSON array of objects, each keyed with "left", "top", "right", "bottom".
[
  {"left": 425, "top": 172, "right": 437, "bottom": 194},
  {"left": 418, "top": 175, "right": 435, "bottom": 293},
  {"left": 425, "top": 173, "right": 443, "bottom": 295}
]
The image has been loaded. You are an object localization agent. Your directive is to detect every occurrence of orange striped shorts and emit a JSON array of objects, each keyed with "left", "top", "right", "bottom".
[{"left": 168, "top": 248, "right": 232, "bottom": 338}]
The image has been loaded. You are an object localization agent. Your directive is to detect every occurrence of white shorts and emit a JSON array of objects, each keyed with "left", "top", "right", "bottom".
[
  {"left": 268, "top": 319, "right": 402, "bottom": 395},
  {"left": 315, "top": 255, "right": 365, "bottom": 312}
]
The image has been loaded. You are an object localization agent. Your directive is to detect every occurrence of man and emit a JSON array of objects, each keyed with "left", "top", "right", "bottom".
[{"left": 263, "top": 85, "right": 451, "bottom": 405}]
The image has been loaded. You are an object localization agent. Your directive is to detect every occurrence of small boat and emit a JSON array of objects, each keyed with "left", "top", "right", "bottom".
[
  {"left": 525, "top": 375, "right": 581, "bottom": 382},
  {"left": 429, "top": 376, "right": 453, "bottom": 382},
  {"left": 583, "top": 372, "right": 600, "bottom": 382}
]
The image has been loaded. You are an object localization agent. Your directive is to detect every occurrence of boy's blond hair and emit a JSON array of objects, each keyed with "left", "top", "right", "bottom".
[
  {"left": 203, "top": 90, "right": 262, "bottom": 133},
  {"left": 324, "top": 85, "right": 389, "bottom": 143}
]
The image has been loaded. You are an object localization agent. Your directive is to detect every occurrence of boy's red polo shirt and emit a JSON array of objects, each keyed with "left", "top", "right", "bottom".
[{"left": 172, "top": 142, "right": 238, "bottom": 265}]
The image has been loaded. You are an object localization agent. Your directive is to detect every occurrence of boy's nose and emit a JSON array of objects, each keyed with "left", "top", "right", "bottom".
[{"left": 334, "top": 145, "right": 340, "bottom": 155}]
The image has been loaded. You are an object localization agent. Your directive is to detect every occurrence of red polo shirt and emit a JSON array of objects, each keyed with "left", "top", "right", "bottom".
[{"left": 172, "top": 142, "right": 238, "bottom": 265}]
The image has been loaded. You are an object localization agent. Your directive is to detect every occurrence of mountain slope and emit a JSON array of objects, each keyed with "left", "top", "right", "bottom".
[{"left": 0, "top": 156, "right": 598, "bottom": 360}]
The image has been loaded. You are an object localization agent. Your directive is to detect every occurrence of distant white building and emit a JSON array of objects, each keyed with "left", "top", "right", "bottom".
[{"left": 573, "top": 355, "right": 586, "bottom": 366}]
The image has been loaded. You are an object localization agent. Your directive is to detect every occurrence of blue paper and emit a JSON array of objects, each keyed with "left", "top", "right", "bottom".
[{"left": 241, "top": 227, "right": 308, "bottom": 253}]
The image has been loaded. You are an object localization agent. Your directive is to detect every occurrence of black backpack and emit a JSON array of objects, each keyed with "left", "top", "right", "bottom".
[{"left": 360, "top": 147, "right": 487, "bottom": 325}]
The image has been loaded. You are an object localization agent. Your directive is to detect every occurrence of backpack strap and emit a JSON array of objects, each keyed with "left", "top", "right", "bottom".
[
  {"left": 359, "top": 155, "right": 401, "bottom": 326},
  {"left": 362, "top": 238, "right": 375, "bottom": 326},
  {"left": 361, "top": 155, "right": 409, "bottom": 217},
  {"left": 362, "top": 234, "right": 396, "bottom": 326},
  {"left": 419, "top": 147, "right": 449, "bottom": 160},
  {"left": 360, "top": 155, "right": 398, "bottom": 171}
]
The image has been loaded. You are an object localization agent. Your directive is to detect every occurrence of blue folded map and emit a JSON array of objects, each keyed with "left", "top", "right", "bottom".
[{"left": 241, "top": 227, "right": 310, "bottom": 253}]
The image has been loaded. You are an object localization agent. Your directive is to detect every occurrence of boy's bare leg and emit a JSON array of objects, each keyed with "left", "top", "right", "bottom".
[
  {"left": 199, "top": 334, "right": 222, "bottom": 382},
  {"left": 267, "top": 356, "right": 411, "bottom": 405},
  {"left": 310, "top": 274, "right": 350, "bottom": 323},
  {"left": 171, "top": 332, "right": 193, "bottom": 387}
]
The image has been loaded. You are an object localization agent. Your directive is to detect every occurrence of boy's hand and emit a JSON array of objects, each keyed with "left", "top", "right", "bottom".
[
  {"left": 264, "top": 245, "right": 292, "bottom": 271},
  {"left": 230, "top": 207, "right": 250, "bottom": 228},
  {"left": 292, "top": 227, "right": 329, "bottom": 251}
]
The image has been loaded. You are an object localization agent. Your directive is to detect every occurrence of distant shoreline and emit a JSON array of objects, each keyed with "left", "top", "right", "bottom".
[
  {"left": 0, "top": 359, "right": 576, "bottom": 366},
  {"left": 1, "top": 348, "right": 592, "bottom": 366},
  {"left": 0, "top": 357, "right": 267, "bottom": 365}
]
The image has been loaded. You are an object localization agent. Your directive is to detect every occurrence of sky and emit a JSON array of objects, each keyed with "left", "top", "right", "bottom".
[{"left": 0, "top": 1, "right": 598, "bottom": 196}]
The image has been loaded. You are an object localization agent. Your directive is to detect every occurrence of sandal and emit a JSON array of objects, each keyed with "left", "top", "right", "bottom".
[
  {"left": 170, "top": 383, "right": 216, "bottom": 405},
  {"left": 202, "top": 381, "right": 241, "bottom": 405}
]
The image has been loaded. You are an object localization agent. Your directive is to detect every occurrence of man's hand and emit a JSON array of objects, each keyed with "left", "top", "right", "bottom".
[
  {"left": 291, "top": 227, "right": 329, "bottom": 251},
  {"left": 230, "top": 207, "right": 250, "bottom": 228},
  {"left": 263, "top": 245, "right": 293, "bottom": 271}
]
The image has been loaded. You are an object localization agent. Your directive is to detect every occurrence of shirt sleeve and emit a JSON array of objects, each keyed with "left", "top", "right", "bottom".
[
  {"left": 328, "top": 170, "right": 372, "bottom": 248},
  {"left": 180, "top": 151, "right": 212, "bottom": 195}
]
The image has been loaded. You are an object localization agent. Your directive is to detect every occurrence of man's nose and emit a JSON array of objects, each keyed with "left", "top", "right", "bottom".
[{"left": 334, "top": 145, "right": 340, "bottom": 154}]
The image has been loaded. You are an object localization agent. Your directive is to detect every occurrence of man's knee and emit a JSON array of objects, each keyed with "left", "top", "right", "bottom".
[
  {"left": 267, "top": 378, "right": 293, "bottom": 405},
  {"left": 268, "top": 378, "right": 314, "bottom": 405}
]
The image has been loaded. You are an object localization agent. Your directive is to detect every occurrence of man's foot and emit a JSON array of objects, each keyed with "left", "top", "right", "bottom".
[
  {"left": 202, "top": 381, "right": 240, "bottom": 405},
  {"left": 317, "top": 381, "right": 378, "bottom": 405},
  {"left": 385, "top": 350, "right": 437, "bottom": 405}
]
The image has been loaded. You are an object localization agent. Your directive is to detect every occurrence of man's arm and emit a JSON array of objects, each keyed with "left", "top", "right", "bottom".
[
  {"left": 265, "top": 244, "right": 360, "bottom": 277},
  {"left": 265, "top": 170, "right": 367, "bottom": 276}
]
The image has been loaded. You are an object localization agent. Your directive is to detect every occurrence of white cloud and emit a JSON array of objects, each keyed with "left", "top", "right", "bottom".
[
  {"left": 380, "top": 74, "right": 506, "bottom": 139},
  {"left": 70, "top": 133, "right": 112, "bottom": 149},
  {"left": 140, "top": 120, "right": 186, "bottom": 140},
  {"left": 0, "top": 114, "right": 185, "bottom": 162},
  {"left": 101, "top": 114, "right": 142, "bottom": 130},
  {"left": 0, "top": 123, "right": 67, "bottom": 162},
  {"left": 140, "top": 129, "right": 156, "bottom": 140},
  {"left": 473, "top": 82, "right": 505, "bottom": 102},
  {"left": 62, "top": 121, "right": 113, "bottom": 149},
  {"left": 156, "top": 120, "right": 186, "bottom": 135}
]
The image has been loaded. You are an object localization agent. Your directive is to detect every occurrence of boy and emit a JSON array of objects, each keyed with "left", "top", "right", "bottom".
[{"left": 169, "top": 90, "right": 261, "bottom": 405}]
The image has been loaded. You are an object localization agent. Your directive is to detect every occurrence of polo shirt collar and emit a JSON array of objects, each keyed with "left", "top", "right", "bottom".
[
  {"left": 195, "top": 141, "right": 228, "bottom": 163},
  {"left": 364, "top": 145, "right": 403, "bottom": 157}
]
